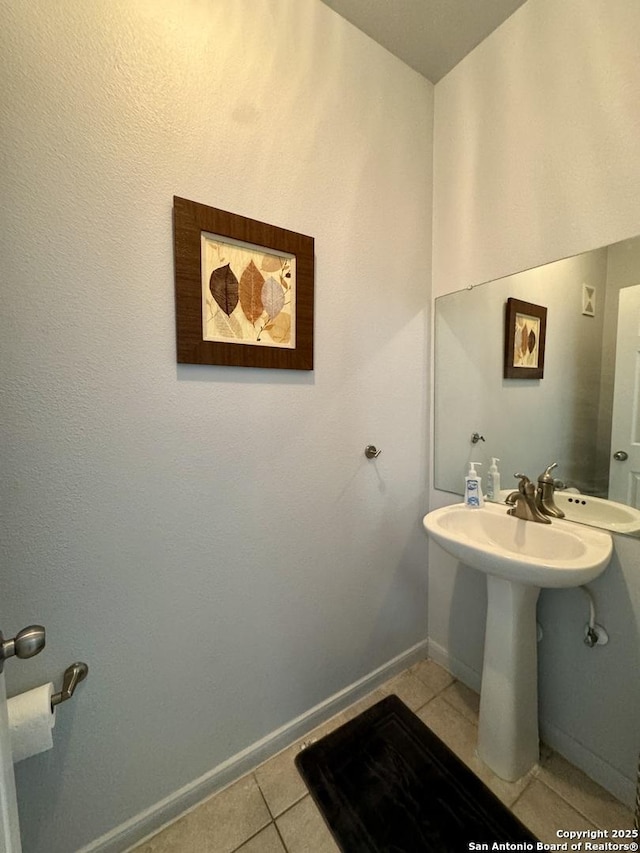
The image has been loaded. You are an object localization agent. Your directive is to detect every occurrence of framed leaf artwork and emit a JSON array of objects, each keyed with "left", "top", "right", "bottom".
[
  {"left": 173, "top": 197, "right": 314, "bottom": 369},
  {"left": 503, "top": 298, "right": 547, "bottom": 379}
]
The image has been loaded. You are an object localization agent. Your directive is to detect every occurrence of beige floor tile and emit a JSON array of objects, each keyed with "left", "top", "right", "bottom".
[
  {"left": 254, "top": 740, "right": 308, "bottom": 819},
  {"left": 410, "top": 658, "right": 455, "bottom": 695},
  {"left": 132, "top": 658, "right": 633, "bottom": 853},
  {"left": 341, "top": 688, "right": 386, "bottom": 721},
  {"left": 131, "top": 820, "right": 189, "bottom": 853},
  {"left": 132, "top": 775, "right": 270, "bottom": 853},
  {"left": 537, "top": 751, "right": 635, "bottom": 830},
  {"left": 233, "top": 823, "right": 286, "bottom": 853},
  {"left": 416, "top": 695, "right": 532, "bottom": 807},
  {"left": 379, "top": 670, "right": 441, "bottom": 711},
  {"left": 512, "top": 779, "right": 598, "bottom": 843},
  {"left": 440, "top": 680, "right": 480, "bottom": 724},
  {"left": 255, "top": 714, "right": 346, "bottom": 818},
  {"left": 302, "top": 712, "right": 348, "bottom": 747},
  {"left": 539, "top": 741, "right": 554, "bottom": 764},
  {"left": 276, "top": 796, "right": 340, "bottom": 853}
]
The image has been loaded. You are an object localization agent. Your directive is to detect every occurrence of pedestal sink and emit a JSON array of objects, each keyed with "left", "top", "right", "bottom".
[{"left": 423, "top": 502, "right": 613, "bottom": 781}]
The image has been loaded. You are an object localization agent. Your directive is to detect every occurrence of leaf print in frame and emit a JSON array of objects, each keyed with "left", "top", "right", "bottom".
[
  {"left": 261, "top": 254, "right": 282, "bottom": 273},
  {"left": 239, "top": 260, "right": 265, "bottom": 326},
  {"left": 262, "top": 276, "right": 285, "bottom": 322},
  {"left": 213, "top": 309, "right": 243, "bottom": 339},
  {"left": 210, "top": 263, "right": 239, "bottom": 316},
  {"left": 175, "top": 197, "right": 313, "bottom": 368},
  {"left": 265, "top": 311, "right": 291, "bottom": 344},
  {"left": 201, "top": 229, "right": 296, "bottom": 349}
]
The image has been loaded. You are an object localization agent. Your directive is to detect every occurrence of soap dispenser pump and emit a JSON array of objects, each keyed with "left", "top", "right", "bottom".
[
  {"left": 486, "top": 457, "right": 501, "bottom": 501},
  {"left": 464, "top": 462, "right": 484, "bottom": 508}
]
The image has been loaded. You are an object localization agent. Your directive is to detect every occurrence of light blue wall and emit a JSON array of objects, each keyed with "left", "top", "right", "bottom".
[{"left": 0, "top": 3, "right": 433, "bottom": 850}]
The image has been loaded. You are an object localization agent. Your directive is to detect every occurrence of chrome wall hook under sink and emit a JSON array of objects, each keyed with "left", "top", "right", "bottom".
[{"left": 365, "top": 445, "right": 382, "bottom": 459}]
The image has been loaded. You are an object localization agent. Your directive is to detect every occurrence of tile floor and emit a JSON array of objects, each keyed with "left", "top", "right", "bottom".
[{"left": 130, "top": 659, "right": 634, "bottom": 852}]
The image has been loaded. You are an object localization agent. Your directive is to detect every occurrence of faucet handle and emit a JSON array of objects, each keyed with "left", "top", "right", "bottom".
[
  {"left": 538, "top": 462, "right": 558, "bottom": 483},
  {"left": 514, "top": 473, "right": 531, "bottom": 493}
]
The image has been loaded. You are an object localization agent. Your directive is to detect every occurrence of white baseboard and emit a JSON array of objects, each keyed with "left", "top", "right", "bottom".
[
  {"left": 539, "top": 718, "right": 635, "bottom": 810},
  {"left": 427, "top": 639, "right": 482, "bottom": 693},
  {"left": 427, "top": 639, "right": 635, "bottom": 810},
  {"left": 77, "top": 639, "right": 430, "bottom": 853}
]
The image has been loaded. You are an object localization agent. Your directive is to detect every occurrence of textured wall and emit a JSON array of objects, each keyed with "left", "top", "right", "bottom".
[
  {"left": 0, "top": 2, "right": 433, "bottom": 850},
  {"left": 433, "top": 0, "right": 640, "bottom": 298},
  {"left": 431, "top": 0, "right": 640, "bottom": 805}
]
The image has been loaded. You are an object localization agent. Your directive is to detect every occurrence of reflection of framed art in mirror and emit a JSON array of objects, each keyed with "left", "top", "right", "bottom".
[{"left": 504, "top": 298, "right": 547, "bottom": 379}]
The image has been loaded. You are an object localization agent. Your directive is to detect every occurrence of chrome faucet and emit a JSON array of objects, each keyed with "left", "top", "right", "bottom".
[
  {"left": 536, "top": 462, "right": 565, "bottom": 518},
  {"left": 505, "top": 473, "right": 551, "bottom": 523}
]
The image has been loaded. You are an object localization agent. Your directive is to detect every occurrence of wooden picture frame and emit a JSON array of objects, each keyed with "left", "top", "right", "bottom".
[
  {"left": 173, "top": 196, "right": 314, "bottom": 369},
  {"left": 503, "top": 298, "right": 547, "bottom": 379}
]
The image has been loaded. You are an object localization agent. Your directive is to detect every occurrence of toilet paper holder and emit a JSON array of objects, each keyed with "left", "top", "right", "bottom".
[{"left": 51, "top": 662, "right": 88, "bottom": 709}]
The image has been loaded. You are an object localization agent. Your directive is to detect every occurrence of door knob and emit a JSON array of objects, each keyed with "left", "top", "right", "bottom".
[
  {"left": 0, "top": 625, "right": 46, "bottom": 673},
  {"left": 613, "top": 450, "right": 629, "bottom": 461}
]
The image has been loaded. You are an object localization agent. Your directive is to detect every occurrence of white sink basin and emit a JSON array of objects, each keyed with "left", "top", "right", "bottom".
[
  {"left": 554, "top": 492, "right": 640, "bottom": 535},
  {"left": 496, "top": 488, "right": 640, "bottom": 535},
  {"left": 424, "top": 501, "right": 612, "bottom": 587},
  {"left": 423, "top": 501, "right": 613, "bottom": 782}
]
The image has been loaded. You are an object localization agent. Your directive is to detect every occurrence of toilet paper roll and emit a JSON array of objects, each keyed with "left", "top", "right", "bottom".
[{"left": 7, "top": 683, "right": 56, "bottom": 763}]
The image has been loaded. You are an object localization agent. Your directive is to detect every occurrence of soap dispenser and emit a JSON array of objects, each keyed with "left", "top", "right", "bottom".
[
  {"left": 464, "top": 462, "right": 484, "bottom": 507},
  {"left": 486, "top": 458, "right": 501, "bottom": 501}
]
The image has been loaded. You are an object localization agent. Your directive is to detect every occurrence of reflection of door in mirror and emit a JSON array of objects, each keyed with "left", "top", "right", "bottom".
[{"left": 609, "top": 284, "right": 640, "bottom": 507}]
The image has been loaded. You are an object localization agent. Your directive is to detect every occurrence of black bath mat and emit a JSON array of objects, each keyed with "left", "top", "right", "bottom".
[{"left": 295, "top": 694, "right": 536, "bottom": 852}]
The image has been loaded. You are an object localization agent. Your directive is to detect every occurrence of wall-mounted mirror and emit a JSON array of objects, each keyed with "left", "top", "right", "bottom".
[{"left": 434, "top": 234, "right": 640, "bottom": 536}]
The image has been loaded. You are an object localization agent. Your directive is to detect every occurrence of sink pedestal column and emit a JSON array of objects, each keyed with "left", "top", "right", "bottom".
[{"left": 477, "top": 575, "right": 540, "bottom": 781}]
